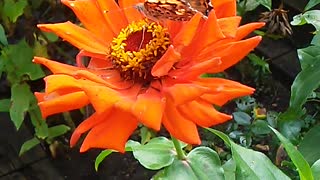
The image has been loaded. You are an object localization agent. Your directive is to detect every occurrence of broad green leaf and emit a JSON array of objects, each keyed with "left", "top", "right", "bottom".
[
  {"left": 95, "top": 150, "right": 113, "bottom": 171},
  {"left": 152, "top": 147, "right": 225, "bottom": 180},
  {"left": 0, "top": 98, "right": 10, "bottom": 112},
  {"left": 222, "top": 158, "right": 236, "bottom": 180},
  {"left": 311, "top": 33, "right": 320, "bottom": 45},
  {"left": 3, "top": 0, "right": 28, "bottom": 23},
  {"left": 278, "top": 118, "right": 302, "bottom": 142},
  {"left": 289, "top": 56, "right": 320, "bottom": 112},
  {"left": 47, "top": 125, "right": 70, "bottom": 140},
  {"left": 311, "top": 159, "right": 320, "bottom": 179},
  {"left": 305, "top": 0, "right": 320, "bottom": 10},
  {"left": 187, "top": 147, "right": 224, "bottom": 179},
  {"left": 291, "top": 10, "right": 320, "bottom": 31},
  {"left": 19, "top": 137, "right": 40, "bottom": 156},
  {"left": 206, "top": 128, "right": 290, "bottom": 180},
  {"left": 155, "top": 159, "right": 198, "bottom": 180},
  {"left": 251, "top": 120, "right": 271, "bottom": 135},
  {"left": 130, "top": 137, "right": 176, "bottom": 170},
  {"left": 140, "top": 126, "right": 154, "bottom": 145},
  {"left": 2, "top": 39, "right": 44, "bottom": 82},
  {"left": 298, "top": 126, "right": 320, "bottom": 165},
  {"left": 270, "top": 126, "right": 314, "bottom": 180},
  {"left": 297, "top": 45, "right": 320, "bottom": 70},
  {"left": 28, "top": 101, "right": 49, "bottom": 139},
  {"left": 257, "top": 0, "right": 272, "bottom": 10},
  {"left": 230, "top": 141, "right": 290, "bottom": 180},
  {"left": 232, "top": 112, "right": 251, "bottom": 126},
  {"left": 0, "top": 24, "right": 8, "bottom": 46},
  {"left": 10, "top": 83, "right": 33, "bottom": 129},
  {"left": 42, "top": 32, "right": 59, "bottom": 42}
]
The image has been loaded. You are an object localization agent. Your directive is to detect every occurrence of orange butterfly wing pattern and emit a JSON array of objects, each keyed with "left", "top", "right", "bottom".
[{"left": 135, "top": 0, "right": 213, "bottom": 21}]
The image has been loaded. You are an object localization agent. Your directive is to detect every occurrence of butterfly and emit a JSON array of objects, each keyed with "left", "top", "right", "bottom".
[{"left": 134, "top": 0, "right": 213, "bottom": 21}]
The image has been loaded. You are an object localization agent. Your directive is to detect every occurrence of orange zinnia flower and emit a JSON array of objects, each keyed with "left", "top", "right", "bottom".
[{"left": 34, "top": 0, "right": 264, "bottom": 152}]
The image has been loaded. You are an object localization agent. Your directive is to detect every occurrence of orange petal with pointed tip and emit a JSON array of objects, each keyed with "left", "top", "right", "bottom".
[
  {"left": 132, "top": 88, "right": 165, "bottom": 131},
  {"left": 177, "top": 99, "right": 232, "bottom": 127},
  {"left": 38, "top": 91, "right": 89, "bottom": 118},
  {"left": 193, "top": 10, "right": 225, "bottom": 50},
  {"left": 198, "top": 36, "right": 262, "bottom": 72},
  {"left": 118, "top": 0, "right": 143, "bottom": 23},
  {"left": 38, "top": 22, "right": 108, "bottom": 54},
  {"left": 80, "top": 85, "right": 121, "bottom": 113},
  {"left": 70, "top": 111, "right": 110, "bottom": 147},
  {"left": 235, "top": 22, "right": 265, "bottom": 40},
  {"left": 62, "top": 0, "right": 115, "bottom": 42},
  {"left": 217, "top": 16, "right": 241, "bottom": 38},
  {"left": 196, "top": 78, "right": 255, "bottom": 106},
  {"left": 173, "top": 13, "right": 203, "bottom": 50},
  {"left": 171, "top": 57, "right": 221, "bottom": 79},
  {"left": 163, "top": 82, "right": 209, "bottom": 105},
  {"left": 96, "top": 0, "right": 128, "bottom": 34},
  {"left": 34, "top": 92, "right": 45, "bottom": 102},
  {"left": 33, "top": 57, "right": 80, "bottom": 75},
  {"left": 211, "top": 0, "right": 236, "bottom": 18},
  {"left": 162, "top": 100, "right": 201, "bottom": 145},
  {"left": 80, "top": 109, "right": 138, "bottom": 153},
  {"left": 152, "top": 45, "right": 181, "bottom": 77}
]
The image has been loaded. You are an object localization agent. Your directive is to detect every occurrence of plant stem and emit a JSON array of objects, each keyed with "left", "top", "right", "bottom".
[{"left": 171, "top": 136, "right": 186, "bottom": 160}]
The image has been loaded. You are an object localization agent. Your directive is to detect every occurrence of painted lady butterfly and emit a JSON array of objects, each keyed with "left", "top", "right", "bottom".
[{"left": 135, "top": 0, "right": 213, "bottom": 21}]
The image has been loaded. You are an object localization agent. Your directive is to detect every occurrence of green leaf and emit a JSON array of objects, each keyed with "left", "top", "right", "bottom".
[
  {"left": 232, "top": 112, "right": 251, "bottom": 126},
  {"left": 231, "top": 141, "right": 290, "bottom": 180},
  {"left": 19, "top": 137, "right": 40, "bottom": 156},
  {"left": 187, "top": 147, "right": 224, "bottom": 179},
  {"left": 257, "top": 0, "right": 272, "bottom": 10},
  {"left": 47, "top": 125, "right": 70, "bottom": 140},
  {"left": 206, "top": 128, "right": 290, "bottom": 180},
  {"left": 155, "top": 159, "right": 198, "bottom": 180},
  {"left": 270, "top": 126, "right": 314, "bottom": 180},
  {"left": 298, "top": 126, "right": 320, "bottom": 165},
  {"left": 305, "top": 0, "right": 320, "bottom": 10},
  {"left": 311, "top": 159, "right": 320, "bottom": 179},
  {"left": 291, "top": 10, "right": 320, "bottom": 32},
  {"left": 10, "top": 83, "right": 33, "bottom": 129},
  {"left": 0, "top": 24, "right": 8, "bottom": 46},
  {"left": 1, "top": 39, "right": 45, "bottom": 82},
  {"left": 42, "top": 32, "right": 59, "bottom": 42},
  {"left": 29, "top": 101, "right": 49, "bottom": 139},
  {"left": 95, "top": 150, "right": 113, "bottom": 171},
  {"left": 222, "top": 158, "right": 236, "bottom": 180},
  {"left": 130, "top": 137, "right": 176, "bottom": 170},
  {"left": 311, "top": 33, "right": 320, "bottom": 46},
  {"left": 140, "top": 126, "right": 154, "bottom": 145},
  {"left": 3, "top": 0, "right": 28, "bottom": 23},
  {"left": 297, "top": 45, "right": 320, "bottom": 70},
  {"left": 0, "top": 99, "right": 10, "bottom": 112},
  {"left": 251, "top": 120, "right": 271, "bottom": 135},
  {"left": 289, "top": 55, "right": 320, "bottom": 113}
]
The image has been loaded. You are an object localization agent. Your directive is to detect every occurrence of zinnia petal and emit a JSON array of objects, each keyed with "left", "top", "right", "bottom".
[
  {"left": 118, "top": 0, "right": 143, "bottom": 23},
  {"left": 38, "top": 91, "right": 89, "bottom": 118},
  {"left": 38, "top": 22, "right": 108, "bottom": 54},
  {"left": 177, "top": 99, "right": 232, "bottom": 127},
  {"left": 132, "top": 87, "right": 165, "bottom": 131},
  {"left": 152, "top": 45, "right": 181, "bottom": 77},
  {"left": 96, "top": 0, "right": 128, "bottom": 34},
  {"left": 62, "top": 0, "right": 115, "bottom": 42},
  {"left": 80, "top": 109, "right": 138, "bottom": 152},
  {"left": 196, "top": 78, "right": 255, "bottom": 106},
  {"left": 211, "top": 0, "right": 236, "bottom": 18},
  {"left": 162, "top": 100, "right": 201, "bottom": 145}
]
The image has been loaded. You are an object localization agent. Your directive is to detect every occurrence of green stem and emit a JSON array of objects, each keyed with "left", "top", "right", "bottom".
[{"left": 171, "top": 136, "right": 186, "bottom": 160}]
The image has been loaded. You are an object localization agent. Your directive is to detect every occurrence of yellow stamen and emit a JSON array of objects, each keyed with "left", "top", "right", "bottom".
[{"left": 110, "top": 19, "right": 170, "bottom": 81}]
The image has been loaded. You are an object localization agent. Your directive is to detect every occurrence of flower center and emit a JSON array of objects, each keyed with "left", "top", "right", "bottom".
[{"left": 110, "top": 19, "right": 171, "bottom": 82}]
